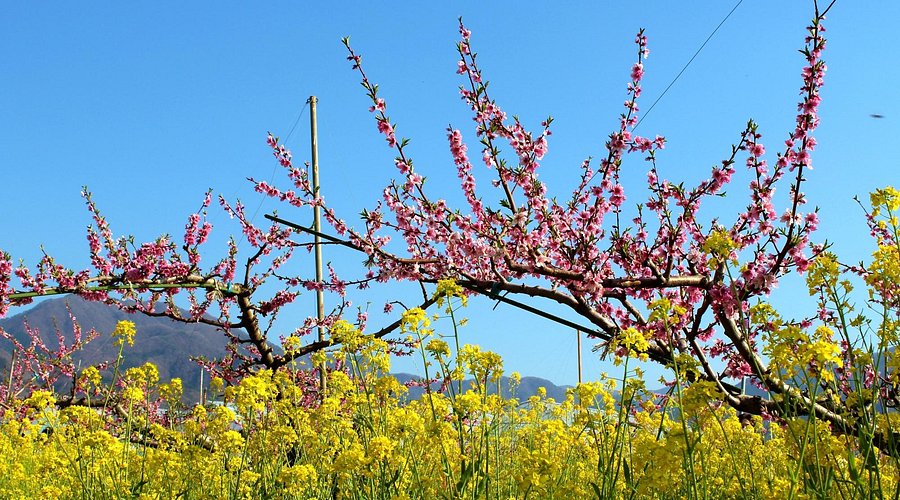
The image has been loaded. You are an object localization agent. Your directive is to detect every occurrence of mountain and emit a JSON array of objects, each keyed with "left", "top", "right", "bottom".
[
  {"left": 0, "top": 297, "right": 577, "bottom": 405},
  {"left": 0, "top": 296, "right": 248, "bottom": 404}
]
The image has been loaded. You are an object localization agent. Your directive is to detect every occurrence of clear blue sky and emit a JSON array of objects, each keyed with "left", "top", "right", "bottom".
[{"left": 2, "top": 2, "right": 898, "bottom": 385}]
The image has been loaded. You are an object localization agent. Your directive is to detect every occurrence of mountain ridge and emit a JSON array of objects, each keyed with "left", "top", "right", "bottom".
[
  {"left": 3, "top": 297, "right": 748, "bottom": 404},
  {"left": 1, "top": 297, "right": 581, "bottom": 403},
  {"left": 0, "top": 295, "right": 247, "bottom": 403}
]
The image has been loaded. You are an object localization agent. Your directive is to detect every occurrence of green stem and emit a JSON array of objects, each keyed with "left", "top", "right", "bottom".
[{"left": 8, "top": 280, "right": 239, "bottom": 302}]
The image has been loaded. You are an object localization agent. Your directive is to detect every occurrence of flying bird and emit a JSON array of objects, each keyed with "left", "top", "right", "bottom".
[{"left": 870, "top": 114, "right": 885, "bottom": 119}]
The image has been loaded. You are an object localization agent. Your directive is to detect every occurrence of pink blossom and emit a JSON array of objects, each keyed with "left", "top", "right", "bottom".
[
  {"left": 368, "top": 98, "right": 386, "bottom": 113},
  {"left": 631, "top": 63, "right": 644, "bottom": 82},
  {"left": 395, "top": 159, "right": 411, "bottom": 174},
  {"left": 804, "top": 212, "right": 819, "bottom": 230},
  {"left": 376, "top": 119, "right": 397, "bottom": 147},
  {"left": 533, "top": 136, "right": 548, "bottom": 159},
  {"left": 459, "top": 24, "right": 471, "bottom": 40},
  {"left": 609, "top": 184, "right": 625, "bottom": 207}
]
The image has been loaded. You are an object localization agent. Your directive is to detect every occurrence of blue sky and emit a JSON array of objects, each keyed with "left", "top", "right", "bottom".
[{"left": 2, "top": 1, "right": 898, "bottom": 385}]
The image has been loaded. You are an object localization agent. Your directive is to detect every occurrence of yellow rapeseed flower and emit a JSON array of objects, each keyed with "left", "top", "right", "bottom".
[
  {"left": 278, "top": 464, "right": 318, "bottom": 495},
  {"left": 111, "top": 320, "right": 137, "bottom": 347},
  {"left": 25, "top": 390, "right": 56, "bottom": 409},
  {"left": 400, "top": 307, "right": 431, "bottom": 334},
  {"left": 702, "top": 229, "right": 738, "bottom": 268},
  {"left": 282, "top": 335, "right": 303, "bottom": 354},
  {"left": 610, "top": 327, "right": 651, "bottom": 364},
  {"left": 424, "top": 338, "right": 451, "bottom": 358},
  {"left": 79, "top": 366, "right": 102, "bottom": 388},
  {"left": 121, "top": 385, "right": 144, "bottom": 402},
  {"left": 870, "top": 186, "right": 900, "bottom": 216},
  {"left": 160, "top": 378, "right": 183, "bottom": 402},
  {"left": 434, "top": 278, "right": 468, "bottom": 309},
  {"left": 866, "top": 244, "right": 899, "bottom": 294}
]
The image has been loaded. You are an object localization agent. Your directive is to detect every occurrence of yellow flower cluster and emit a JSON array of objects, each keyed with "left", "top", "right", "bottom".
[
  {"left": 649, "top": 297, "right": 687, "bottom": 326},
  {"left": 5, "top": 184, "right": 900, "bottom": 499},
  {"left": 702, "top": 228, "right": 738, "bottom": 268},
  {"left": 111, "top": 319, "right": 137, "bottom": 347},
  {"left": 870, "top": 186, "right": 900, "bottom": 216},
  {"left": 434, "top": 278, "right": 467, "bottom": 310},
  {"left": 0, "top": 337, "right": 897, "bottom": 499},
  {"left": 159, "top": 378, "right": 183, "bottom": 403},
  {"left": 457, "top": 344, "right": 503, "bottom": 384},
  {"left": 330, "top": 319, "right": 362, "bottom": 349},
  {"left": 867, "top": 244, "right": 900, "bottom": 298},
  {"left": 79, "top": 366, "right": 102, "bottom": 388},
  {"left": 400, "top": 307, "right": 431, "bottom": 334},
  {"left": 24, "top": 390, "right": 55, "bottom": 410},
  {"left": 610, "top": 326, "right": 651, "bottom": 364},
  {"left": 281, "top": 335, "right": 303, "bottom": 354},
  {"left": 758, "top": 304, "right": 844, "bottom": 383},
  {"left": 866, "top": 186, "right": 900, "bottom": 308}
]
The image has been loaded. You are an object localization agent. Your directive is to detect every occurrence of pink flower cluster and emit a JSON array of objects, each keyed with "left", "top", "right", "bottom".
[
  {"left": 0, "top": 304, "right": 101, "bottom": 407},
  {"left": 0, "top": 8, "right": 846, "bottom": 424},
  {"left": 305, "top": 15, "right": 836, "bottom": 406}
]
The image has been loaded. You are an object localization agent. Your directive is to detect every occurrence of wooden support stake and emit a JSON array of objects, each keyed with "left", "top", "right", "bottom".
[{"left": 310, "top": 96, "right": 327, "bottom": 395}]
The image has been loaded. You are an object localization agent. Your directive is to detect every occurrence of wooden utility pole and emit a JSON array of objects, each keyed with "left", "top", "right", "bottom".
[{"left": 310, "top": 96, "right": 327, "bottom": 395}]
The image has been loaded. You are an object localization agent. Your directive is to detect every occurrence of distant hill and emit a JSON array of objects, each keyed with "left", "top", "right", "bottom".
[
  {"left": 0, "top": 295, "right": 252, "bottom": 403},
  {"left": 0, "top": 297, "right": 618, "bottom": 406}
]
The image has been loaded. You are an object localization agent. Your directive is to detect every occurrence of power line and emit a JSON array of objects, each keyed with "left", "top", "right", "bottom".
[
  {"left": 248, "top": 101, "right": 310, "bottom": 225},
  {"left": 634, "top": 0, "right": 743, "bottom": 130},
  {"left": 283, "top": 100, "right": 310, "bottom": 145}
]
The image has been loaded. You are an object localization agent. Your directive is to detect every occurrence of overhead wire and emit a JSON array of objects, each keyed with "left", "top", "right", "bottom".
[
  {"left": 256, "top": 3, "right": 741, "bottom": 383},
  {"left": 548, "top": 330, "right": 578, "bottom": 385},
  {"left": 634, "top": 0, "right": 743, "bottom": 131},
  {"left": 247, "top": 100, "right": 310, "bottom": 226},
  {"left": 547, "top": 2, "right": 742, "bottom": 379}
]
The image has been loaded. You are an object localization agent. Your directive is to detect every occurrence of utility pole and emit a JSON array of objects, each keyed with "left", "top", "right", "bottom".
[{"left": 310, "top": 96, "right": 327, "bottom": 395}]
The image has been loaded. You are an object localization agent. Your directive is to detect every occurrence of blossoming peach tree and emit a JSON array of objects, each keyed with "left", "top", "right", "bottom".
[{"left": 2, "top": 0, "right": 895, "bottom": 452}]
